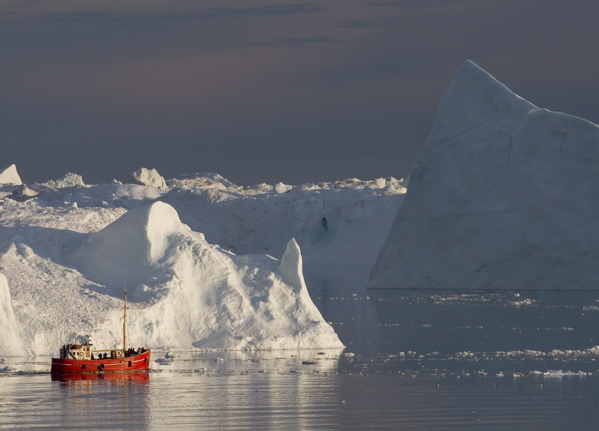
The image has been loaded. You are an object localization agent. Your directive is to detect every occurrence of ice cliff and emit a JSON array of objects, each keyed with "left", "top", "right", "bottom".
[
  {"left": 161, "top": 175, "right": 404, "bottom": 264},
  {"left": 369, "top": 60, "right": 599, "bottom": 290}
]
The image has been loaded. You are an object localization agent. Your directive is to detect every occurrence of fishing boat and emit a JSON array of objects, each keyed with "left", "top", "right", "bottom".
[{"left": 50, "top": 291, "right": 150, "bottom": 374}]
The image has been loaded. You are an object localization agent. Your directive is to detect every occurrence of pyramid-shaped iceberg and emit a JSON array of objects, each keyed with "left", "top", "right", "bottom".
[{"left": 369, "top": 60, "right": 599, "bottom": 290}]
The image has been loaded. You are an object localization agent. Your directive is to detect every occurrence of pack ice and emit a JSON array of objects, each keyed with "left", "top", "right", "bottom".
[{"left": 370, "top": 60, "right": 599, "bottom": 290}]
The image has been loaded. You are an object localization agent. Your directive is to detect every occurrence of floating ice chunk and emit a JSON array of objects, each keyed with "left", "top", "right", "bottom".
[{"left": 155, "top": 357, "right": 173, "bottom": 365}]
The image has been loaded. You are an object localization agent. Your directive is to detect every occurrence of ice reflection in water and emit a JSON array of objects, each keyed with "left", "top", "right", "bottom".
[
  {"left": 305, "top": 263, "right": 599, "bottom": 377},
  {"left": 146, "top": 373, "right": 344, "bottom": 430},
  {"left": 2, "top": 263, "right": 599, "bottom": 428}
]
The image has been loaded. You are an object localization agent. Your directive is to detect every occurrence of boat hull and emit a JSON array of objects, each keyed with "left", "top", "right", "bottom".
[{"left": 51, "top": 349, "right": 151, "bottom": 374}]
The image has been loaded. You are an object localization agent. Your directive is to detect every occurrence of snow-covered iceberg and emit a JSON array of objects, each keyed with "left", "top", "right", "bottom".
[
  {"left": 369, "top": 60, "right": 599, "bottom": 290},
  {"left": 1, "top": 199, "right": 342, "bottom": 354},
  {"left": 0, "top": 169, "right": 405, "bottom": 355}
]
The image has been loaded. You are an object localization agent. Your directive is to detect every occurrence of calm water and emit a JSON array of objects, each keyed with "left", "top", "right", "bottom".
[{"left": 2, "top": 263, "right": 599, "bottom": 429}]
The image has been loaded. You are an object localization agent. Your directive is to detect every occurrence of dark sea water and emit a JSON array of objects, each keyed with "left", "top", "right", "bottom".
[{"left": 2, "top": 263, "right": 599, "bottom": 429}]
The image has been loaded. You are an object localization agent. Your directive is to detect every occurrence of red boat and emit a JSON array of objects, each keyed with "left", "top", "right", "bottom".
[{"left": 50, "top": 291, "right": 151, "bottom": 374}]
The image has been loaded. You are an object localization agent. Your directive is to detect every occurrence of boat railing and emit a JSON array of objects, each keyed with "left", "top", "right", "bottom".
[{"left": 86, "top": 347, "right": 148, "bottom": 360}]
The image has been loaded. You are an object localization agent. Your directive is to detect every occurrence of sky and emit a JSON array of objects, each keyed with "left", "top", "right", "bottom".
[{"left": 2, "top": 0, "right": 599, "bottom": 186}]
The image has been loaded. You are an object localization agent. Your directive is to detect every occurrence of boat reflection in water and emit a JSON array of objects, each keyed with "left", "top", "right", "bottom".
[{"left": 51, "top": 371, "right": 150, "bottom": 383}]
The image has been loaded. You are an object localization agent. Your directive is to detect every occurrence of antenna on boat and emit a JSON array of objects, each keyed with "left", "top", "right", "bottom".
[{"left": 123, "top": 289, "right": 128, "bottom": 352}]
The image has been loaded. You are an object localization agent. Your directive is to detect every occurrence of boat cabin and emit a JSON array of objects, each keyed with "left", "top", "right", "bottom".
[{"left": 58, "top": 335, "right": 140, "bottom": 361}]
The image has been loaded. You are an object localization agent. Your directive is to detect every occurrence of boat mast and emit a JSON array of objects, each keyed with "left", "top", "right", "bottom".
[{"left": 123, "top": 290, "right": 127, "bottom": 352}]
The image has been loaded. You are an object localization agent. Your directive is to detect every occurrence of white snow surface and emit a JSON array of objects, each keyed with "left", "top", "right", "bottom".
[
  {"left": 0, "top": 171, "right": 405, "bottom": 355},
  {"left": 369, "top": 60, "right": 599, "bottom": 290}
]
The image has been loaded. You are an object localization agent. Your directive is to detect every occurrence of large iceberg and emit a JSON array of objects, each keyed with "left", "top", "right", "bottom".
[
  {"left": 0, "top": 199, "right": 343, "bottom": 354},
  {"left": 0, "top": 170, "right": 403, "bottom": 355},
  {"left": 369, "top": 60, "right": 599, "bottom": 290}
]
